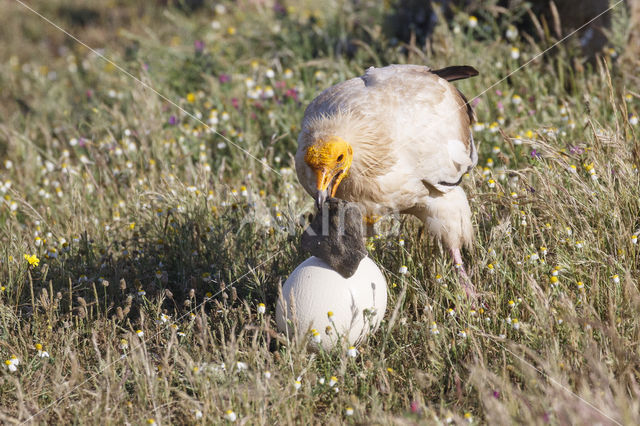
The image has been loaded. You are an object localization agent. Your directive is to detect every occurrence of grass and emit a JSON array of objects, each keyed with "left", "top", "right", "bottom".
[{"left": 1, "top": 0, "right": 639, "bottom": 424}]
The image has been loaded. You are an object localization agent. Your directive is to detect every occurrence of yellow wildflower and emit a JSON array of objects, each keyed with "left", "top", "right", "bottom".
[{"left": 24, "top": 254, "right": 40, "bottom": 267}]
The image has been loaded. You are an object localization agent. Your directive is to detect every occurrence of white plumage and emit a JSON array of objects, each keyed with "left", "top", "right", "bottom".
[{"left": 295, "top": 64, "right": 479, "bottom": 294}]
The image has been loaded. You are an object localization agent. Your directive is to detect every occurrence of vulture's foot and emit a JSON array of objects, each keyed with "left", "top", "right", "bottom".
[{"left": 450, "top": 248, "right": 477, "bottom": 299}]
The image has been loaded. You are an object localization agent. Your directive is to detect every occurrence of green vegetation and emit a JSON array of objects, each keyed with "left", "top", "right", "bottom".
[{"left": 0, "top": 0, "right": 638, "bottom": 424}]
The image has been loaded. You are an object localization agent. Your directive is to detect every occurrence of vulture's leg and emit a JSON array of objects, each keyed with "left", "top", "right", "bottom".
[
  {"left": 363, "top": 214, "right": 380, "bottom": 237},
  {"left": 407, "top": 186, "right": 476, "bottom": 297},
  {"left": 450, "top": 247, "right": 476, "bottom": 298}
]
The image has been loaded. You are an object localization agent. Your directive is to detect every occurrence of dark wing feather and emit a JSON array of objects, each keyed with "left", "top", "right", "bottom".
[
  {"left": 431, "top": 65, "right": 479, "bottom": 82},
  {"left": 455, "top": 88, "right": 476, "bottom": 124}
]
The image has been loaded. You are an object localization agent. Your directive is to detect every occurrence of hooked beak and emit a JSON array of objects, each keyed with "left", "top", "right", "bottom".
[
  {"left": 314, "top": 168, "right": 331, "bottom": 210},
  {"left": 313, "top": 168, "right": 346, "bottom": 210},
  {"left": 315, "top": 188, "right": 328, "bottom": 210}
]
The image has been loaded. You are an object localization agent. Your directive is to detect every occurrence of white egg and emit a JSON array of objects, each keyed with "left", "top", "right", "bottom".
[{"left": 276, "top": 256, "right": 387, "bottom": 351}]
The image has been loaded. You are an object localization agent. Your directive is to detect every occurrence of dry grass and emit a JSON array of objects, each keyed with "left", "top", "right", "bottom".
[{"left": 0, "top": 0, "right": 639, "bottom": 424}]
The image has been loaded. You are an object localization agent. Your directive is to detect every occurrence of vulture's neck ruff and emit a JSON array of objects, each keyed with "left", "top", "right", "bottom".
[{"left": 304, "top": 136, "right": 353, "bottom": 208}]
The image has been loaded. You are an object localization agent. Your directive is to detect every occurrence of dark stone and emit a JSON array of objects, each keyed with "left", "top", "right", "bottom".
[{"left": 301, "top": 198, "right": 367, "bottom": 279}]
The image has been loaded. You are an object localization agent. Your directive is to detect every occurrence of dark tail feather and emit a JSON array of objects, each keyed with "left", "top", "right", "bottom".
[{"left": 432, "top": 65, "right": 479, "bottom": 82}]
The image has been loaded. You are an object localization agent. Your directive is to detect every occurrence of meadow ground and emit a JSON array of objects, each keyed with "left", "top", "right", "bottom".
[{"left": 1, "top": 0, "right": 639, "bottom": 424}]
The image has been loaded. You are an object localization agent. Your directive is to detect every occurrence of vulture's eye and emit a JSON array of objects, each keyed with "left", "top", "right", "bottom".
[{"left": 337, "top": 154, "right": 344, "bottom": 162}]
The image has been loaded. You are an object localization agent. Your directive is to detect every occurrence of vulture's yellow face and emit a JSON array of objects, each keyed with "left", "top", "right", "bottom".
[{"left": 304, "top": 137, "right": 353, "bottom": 208}]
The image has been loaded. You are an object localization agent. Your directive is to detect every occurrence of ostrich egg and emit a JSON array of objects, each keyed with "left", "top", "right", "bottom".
[{"left": 276, "top": 256, "right": 387, "bottom": 351}]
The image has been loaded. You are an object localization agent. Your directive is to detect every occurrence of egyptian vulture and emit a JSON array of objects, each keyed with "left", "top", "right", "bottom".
[{"left": 295, "top": 64, "right": 479, "bottom": 295}]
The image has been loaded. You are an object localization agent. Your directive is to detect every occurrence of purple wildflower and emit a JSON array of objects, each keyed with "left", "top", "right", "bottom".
[
  {"left": 285, "top": 88, "right": 298, "bottom": 101},
  {"left": 273, "top": 2, "right": 286, "bottom": 15},
  {"left": 569, "top": 146, "right": 584, "bottom": 154}
]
